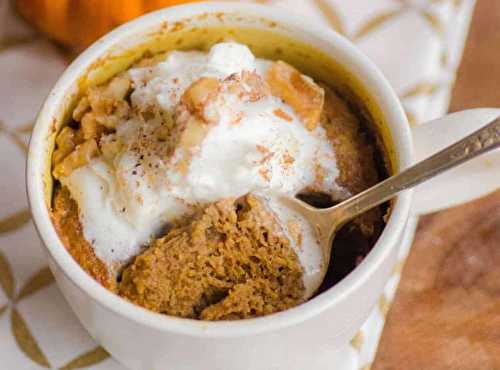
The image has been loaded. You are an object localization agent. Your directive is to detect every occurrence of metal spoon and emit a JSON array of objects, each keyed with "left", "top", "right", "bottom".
[{"left": 282, "top": 116, "right": 500, "bottom": 299}]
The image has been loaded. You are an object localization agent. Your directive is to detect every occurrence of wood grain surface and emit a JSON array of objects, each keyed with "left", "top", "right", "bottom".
[{"left": 373, "top": 1, "right": 500, "bottom": 369}]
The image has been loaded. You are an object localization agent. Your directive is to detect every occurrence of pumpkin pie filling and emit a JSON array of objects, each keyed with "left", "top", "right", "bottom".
[{"left": 50, "top": 42, "right": 387, "bottom": 320}]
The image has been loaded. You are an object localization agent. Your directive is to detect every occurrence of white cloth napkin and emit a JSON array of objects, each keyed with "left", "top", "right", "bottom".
[{"left": 0, "top": 0, "right": 475, "bottom": 369}]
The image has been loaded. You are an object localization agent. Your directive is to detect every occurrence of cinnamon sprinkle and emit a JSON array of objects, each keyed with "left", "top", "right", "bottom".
[
  {"left": 259, "top": 168, "right": 271, "bottom": 181},
  {"left": 273, "top": 108, "right": 293, "bottom": 122}
]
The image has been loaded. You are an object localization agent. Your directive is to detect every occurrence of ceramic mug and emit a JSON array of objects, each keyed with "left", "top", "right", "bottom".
[{"left": 27, "top": 2, "right": 500, "bottom": 369}]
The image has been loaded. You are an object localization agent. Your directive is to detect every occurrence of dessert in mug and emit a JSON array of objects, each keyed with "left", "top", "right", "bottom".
[{"left": 51, "top": 42, "right": 387, "bottom": 320}]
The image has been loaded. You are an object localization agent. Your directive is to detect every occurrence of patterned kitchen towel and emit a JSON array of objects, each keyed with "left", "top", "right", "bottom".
[{"left": 0, "top": 0, "right": 474, "bottom": 369}]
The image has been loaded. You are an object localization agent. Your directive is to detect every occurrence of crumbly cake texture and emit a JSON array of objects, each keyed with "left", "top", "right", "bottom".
[
  {"left": 319, "top": 83, "right": 382, "bottom": 238},
  {"left": 118, "top": 195, "right": 305, "bottom": 320},
  {"left": 51, "top": 187, "right": 117, "bottom": 290},
  {"left": 50, "top": 52, "right": 386, "bottom": 320}
]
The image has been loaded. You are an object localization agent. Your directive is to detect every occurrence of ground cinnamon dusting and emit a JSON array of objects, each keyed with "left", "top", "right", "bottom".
[
  {"left": 282, "top": 152, "right": 295, "bottom": 167},
  {"left": 273, "top": 108, "right": 293, "bottom": 122},
  {"left": 258, "top": 168, "right": 271, "bottom": 181}
]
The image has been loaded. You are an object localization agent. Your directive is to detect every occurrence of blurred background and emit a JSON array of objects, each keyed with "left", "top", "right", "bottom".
[
  {"left": 0, "top": 0, "right": 498, "bottom": 369},
  {"left": 375, "top": 1, "right": 500, "bottom": 368}
]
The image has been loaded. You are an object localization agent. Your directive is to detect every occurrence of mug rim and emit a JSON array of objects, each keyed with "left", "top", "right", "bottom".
[{"left": 27, "top": 1, "right": 413, "bottom": 338}]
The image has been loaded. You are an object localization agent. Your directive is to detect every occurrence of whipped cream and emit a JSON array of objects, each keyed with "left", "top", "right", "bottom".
[{"left": 61, "top": 43, "right": 346, "bottom": 292}]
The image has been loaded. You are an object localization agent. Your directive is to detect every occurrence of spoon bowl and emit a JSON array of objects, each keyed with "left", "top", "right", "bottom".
[{"left": 286, "top": 116, "right": 500, "bottom": 299}]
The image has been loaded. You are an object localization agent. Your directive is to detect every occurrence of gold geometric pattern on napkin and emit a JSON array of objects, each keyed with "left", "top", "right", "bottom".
[
  {"left": 0, "top": 0, "right": 473, "bottom": 368},
  {"left": 432, "top": 0, "right": 463, "bottom": 7},
  {"left": 0, "top": 119, "right": 30, "bottom": 154},
  {"left": 0, "top": 248, "right": 109, "bottom": 369},
  {"left": 400, "top": 82, "right": 442, "bottom": 99},
  {"left": 314, "top": 0, "right": 345, "bottom": 34},
  {"left": 378, "top": 295, "right": 390, "bottom": 318},
  {"left": 352, "top": 9, "right": 403, "bottom": 41},
  {"left": 350, "top": 331, "right": 364, "bottom": 352},
  {"left": 59, "top": 347, "right": 110, "bottom": 370},
  {"left": 311, "top": 2, "right": 457, "bottom": 365},
  {"left": 0, "top": 25, "right": 112, "bottom": 367},
  {"left": 11, "top": 307, "right": 51, "bottom": 367},
  {"left": 322, "top": 1, "right": 448, "bottom": 113},
  {"left": 0, "top": 251, "right": 15, "bottom": 299},
  {"left": 391, "top": 259, "right": 406, "bottom": 276},
  {"left": 0, "top": 208, "right": 31, "bottom": 234},
  {"left": 360, "top": 363, "right": 372, "bottom": 370},
  {"left": 0, "top": 88, "right": 108, "bottom": 367},
  {"left": 0, "top": 88, "right": 33, "bottom": 251},
  {"left": 420, "top": 10, "right": 444, "bottom": 35},
  {"left": 16, "top": 267, "right": 54, "bottom": 301}
]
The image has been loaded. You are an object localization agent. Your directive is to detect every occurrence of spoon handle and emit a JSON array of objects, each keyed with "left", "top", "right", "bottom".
[{"left": 331, "top": 116, "right": 500, "bottom": 222}]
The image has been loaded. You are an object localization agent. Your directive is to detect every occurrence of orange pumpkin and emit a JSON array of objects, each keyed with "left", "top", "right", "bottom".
[{"left": 15, "top": 0, "right": 199, "bottom": 50}]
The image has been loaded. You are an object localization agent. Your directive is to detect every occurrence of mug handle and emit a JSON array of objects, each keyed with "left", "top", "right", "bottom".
[{"left": 411, "top": 108, "right": 500, "bottom": 215}]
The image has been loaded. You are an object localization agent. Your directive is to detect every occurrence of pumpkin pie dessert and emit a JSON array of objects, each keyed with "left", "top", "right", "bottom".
[{"left": 50, "top": 42, "right": 386, "bottom": 319}]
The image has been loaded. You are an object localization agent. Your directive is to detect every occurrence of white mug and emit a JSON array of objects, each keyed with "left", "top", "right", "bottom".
[{"left": 27, "top": 3, "right": 500, "bottom": 370}]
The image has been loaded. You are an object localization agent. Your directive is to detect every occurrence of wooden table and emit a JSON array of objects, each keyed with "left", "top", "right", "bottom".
[{"left": 373, "top": 1, "right": 500, "bottom": 369}]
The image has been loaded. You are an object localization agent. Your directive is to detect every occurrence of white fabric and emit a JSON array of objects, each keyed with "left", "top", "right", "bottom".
[{"left": 0, "top": 0, "right": 474, "bottom": 368}]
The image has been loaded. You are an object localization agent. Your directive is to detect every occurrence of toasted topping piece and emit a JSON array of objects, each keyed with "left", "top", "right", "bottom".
[
  {"left": 100, "top": 134, "right": 122, "bottom": 164},
  {"left": 181, "top": 77, "right": 220, "bottom": 122},
  {"left": 98, "top": 100, "right": 130, "bottom": 129},
  {"left": 88, "top": 75, "right": 131, "bottom": 114},
  {"left": 225, "top": 71, "right": 270, "bottom": 102},
  {"left": 171, "top": 115, "right": 210, "bottom": 175},
  {"left": 82, "top": 75, "right": 131, "bottom": 130},
  {"left": 106, "top": 75, "right": 131, "bottom": 101},
  {"left": 267, "top": 61, "right": 324, "bottom": 130},
  {"left": 53, "top": 139, "right": 99, "bottom": 179},
  {"left": 72, "top": 97, "right": 90, "bottom": 121},
  {"left": 178, "top": 116, "right": 209, "bottom": 150},
  {"left": 81, "top": 112, "right": 105, "bottom": 140},
  {"left": 52, "top": 126, "right": 82, "bottom": 165},
  {"left": 273, "top": 108, "right": 293, "bottom": 122}
]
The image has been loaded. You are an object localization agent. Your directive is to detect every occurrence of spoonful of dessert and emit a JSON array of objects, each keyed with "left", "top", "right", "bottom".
[{"left": 283, "top": 116, "right": 500, "bottom": 299}]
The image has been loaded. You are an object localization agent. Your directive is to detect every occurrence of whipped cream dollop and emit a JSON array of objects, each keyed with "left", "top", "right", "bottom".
[{"left": 61, "top": 43, "right": 346, "bottom": 294}]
